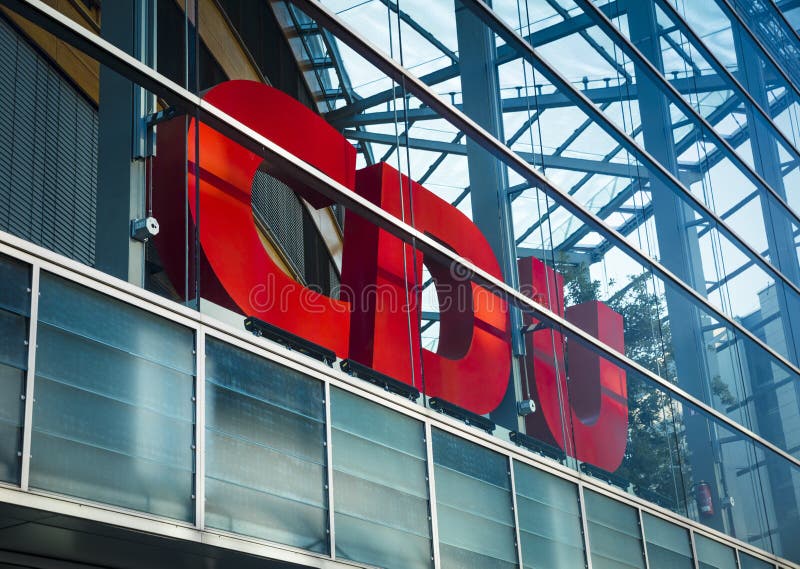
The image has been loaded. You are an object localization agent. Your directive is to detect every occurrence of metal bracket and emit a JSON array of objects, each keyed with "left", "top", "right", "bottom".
[
  {"left": 145, "top": 106, "right": 184, "bottom": 128},
  {"left": 520, "top": 321, "right": 549, "bottom": 335},
  {"left": 137, "top": 106, "right": 185, "bottom": 158}
]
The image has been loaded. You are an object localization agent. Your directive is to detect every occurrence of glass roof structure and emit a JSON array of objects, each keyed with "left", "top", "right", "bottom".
[{"left": 273, "top": 0, "right": 800, "bottom": 337}]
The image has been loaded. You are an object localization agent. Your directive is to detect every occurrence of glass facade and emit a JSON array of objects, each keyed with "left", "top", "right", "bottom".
[
  {"left": 205, "top": 336, "right": 328, "bottom": 550},
  {"left": 642, "top": 512, "right": 695, "bottom": 569},
  {"left": 432, "top": 428, "right": 518, "bottom": 568},
  {"left": 0, "top": 0, "right": 798, "bottom": 568},
  {"left": 0, "top": 248, "right": 788, "bottom": 569},
  {"left": 0, "top": 254, "right": 29, "bottom": 484},
  {"left": 32, "top": 273, "right": 195, "bottom": 520},
  {"left": 331, "top": 387, "right": 431, "bottom": 568},
  {"left": 513, "top": 460, "right": 586, "bottom": 569}
]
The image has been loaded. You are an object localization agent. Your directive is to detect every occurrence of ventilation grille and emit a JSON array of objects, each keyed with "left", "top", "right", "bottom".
[
  {"left": 252, "top": 170, "right": 306, "bottom": 277},
  {"left": 251, "top": 170, "right": 340, "bottom": 296}
]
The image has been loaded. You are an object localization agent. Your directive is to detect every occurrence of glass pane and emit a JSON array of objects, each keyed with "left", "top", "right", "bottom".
[
  {"left": 30, "top": 272, "right": 195, "bottom": 521},
  {"left": 0, "top": 308, "right": 27, "bottom": 370},
  {"left": 513, "top": 460, "right": 585, "bottom": 569},
  {"left": 0, "top": 254, "right": 28, "bottom": 483},
  {"left": 0, "top": 364, "right": 24, "bottom": 432},
  {"left": 204, "top": 337, "right": 328, "bottom": 553},
  {"left": 642, "top": 513, "right": 694, "bottom": 569},
  {"left": 37, "top": 274, "right": 195, "bottom": 375},
  {"left": 432, "top": 428, "right": 517, "bottom": 569},
  {"left": 0, "top": 254, "right": 30, "bottom": 315},
  {"left": 695, "top": 534, "right": 738, "bottom": 569},
  {"left": 584, "top": 490, "right": 646, "bottom": 569},
  {"left": 739, "top": 551, "right": 775, "bottom": 569},
  {"left": 331, "top": 388, "right": 431, "bottom": 569}
]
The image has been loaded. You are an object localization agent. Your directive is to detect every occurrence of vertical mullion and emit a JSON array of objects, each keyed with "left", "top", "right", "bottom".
[
  {"left": 194, "top": 327, "right": 206, "bottom": 529},
  {"left": 639, "top": 508, "right": 652, "bottom": 569},
  {"left": 19, "top": 263, "right": 40, "bottom": 491},
  {"left": 425, "top": 422, "right": 441, "bottom": 569},
  {"left": 690, "top": 529, "right": 701, "bottom": 569},
  {"left": 508, "top": 457, "right": 524, "bottom": 568},
  {"left": 578, "top": 484, "right": 594, "bottom": 569},
  {"left": 324, "top": 381, "right": 335, "bottom": 559}
]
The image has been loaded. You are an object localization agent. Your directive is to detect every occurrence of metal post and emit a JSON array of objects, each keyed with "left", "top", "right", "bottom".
[
  {"left": 324, "top": 381, "right": 336, "bottom": 558},
  {"left": 732, "top": 23, "right": 800, "bottom": 561},
  {"left": 733, "top": 23, "right": 800, "bottom": 356},
  {"left": 95, "top": 0, "right": 155, "bottom": 285},
  {"left": 453, "top": 0, "right": 524, "bottom": 432},
  {"left": 508, "top": 458, "right": 524, "bottom": 568},
  {"left": 19, "top": 264, "right": 40, "bottom": 491},
  {"left": 194, "top": 328, "right": 206, "bottom": 529},
  {"left": 690, "top": 529, "right": 701, "bottom": 569},
  {"left": 638, "top": 508, "right": 652, "bottom": 569},
  {"left": 578, "top": 484, "right": 594, "bottom": 569},
  {"left": 626, "top": 0, "right": 727, "bottom": 533},
  {"left": 425, "top": 422, "right": 441, "bottom": 568}
]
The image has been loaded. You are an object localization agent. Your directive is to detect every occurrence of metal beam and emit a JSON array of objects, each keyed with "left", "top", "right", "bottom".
[
  {"left": 377, "top": 0, "right": 458, "bottom": 63},
  {"left": 516, "top": 246, "right": 592, "bottom": 265},
  {"left": 547, "top": 92, "right": 742, "bottom": 252},
  {"left": 777, "top": 0, "right": 800, "bottom": 12},
  {"left": 332, "top": 74, "right": 730, "bottom": 128},
  {"left": 656, "top": 0, "right": 800, "bottom": 185},
  {"left": 575, "top": 0, "right": 800, "bottom": 272},
  {"left": 325, "top": 0, "right": 627, "bottom": 123},
  {"left": 342, "top": 129, "right": 645, "bottom": 178}
]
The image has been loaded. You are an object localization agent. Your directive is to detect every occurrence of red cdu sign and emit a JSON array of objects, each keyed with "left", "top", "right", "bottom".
[
  {"left": 342, "top": 162, "right": 511, "bottom": 415},
  {"left": 152, "top": 80, "right": 628, "bottom": 472},
  {"left": 519, "top": 257, "right": 628, "bottom": 471}
]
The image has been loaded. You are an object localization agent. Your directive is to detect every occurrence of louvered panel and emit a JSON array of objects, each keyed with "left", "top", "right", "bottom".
[
  {"left": 40, "top": 67, "right": 60, "bottom": 257},
  {"left": 0, "top": 16, "right": 98, "bottom": 266},
  {"left": 0, "top": 22, "right": 16, "bottom": 231},
  {"left": 329, "top": 261, "right": 338, "bottom": 297},
  {"left": 29, "top": 60, "right": 48, "bottom": 246},
  {"left": 251, "top": 170, "right": 306, "bottom": 277},
  {"left": 7, "top": 44, "right": 36, "bottom": 239}
]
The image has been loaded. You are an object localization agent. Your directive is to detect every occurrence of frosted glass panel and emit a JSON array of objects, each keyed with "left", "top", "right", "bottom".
[
  {"left": 204, "top": 338, "right": 328, "bottom": 553},
  {"left": 432, "top": 428, "right": 517, "bottom": 569},
  {"left": 514, "top": 461, "right": 585, "bottom": 568},
  {"left": 0, "top": 354, "right": 24, "bottom": 485},
  {"left": 0, "top": 308, "right": 27, "bottom": 369},
  {"left": 37, "top": 273, "right": 194, "bottom": 374},
  {"left": 31, "top": 272, "right": 195, "bottom": 521},
  {"left": 0, "top": 255, "right": 28, "bottom": 484},
  {"left": 585, "top": 490, "right": 646, "bottom": 569},
  {"left": 0, "top": 365, "right": 24, "bottom": 429},
  {"left": 36, "top": 325, "right": 194, "bottom": 422},
  {"left": 642, "top": 513, "right": 693, "bottom": 569},
  {"left": 331, "top": 388, "right": 431, "bottom": 569},
  {"left": 0, "top": 254, "right": 30, "bottom": 315},
  {"left": 696, "top": 534, "right": 738, "bottom": 569}
]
